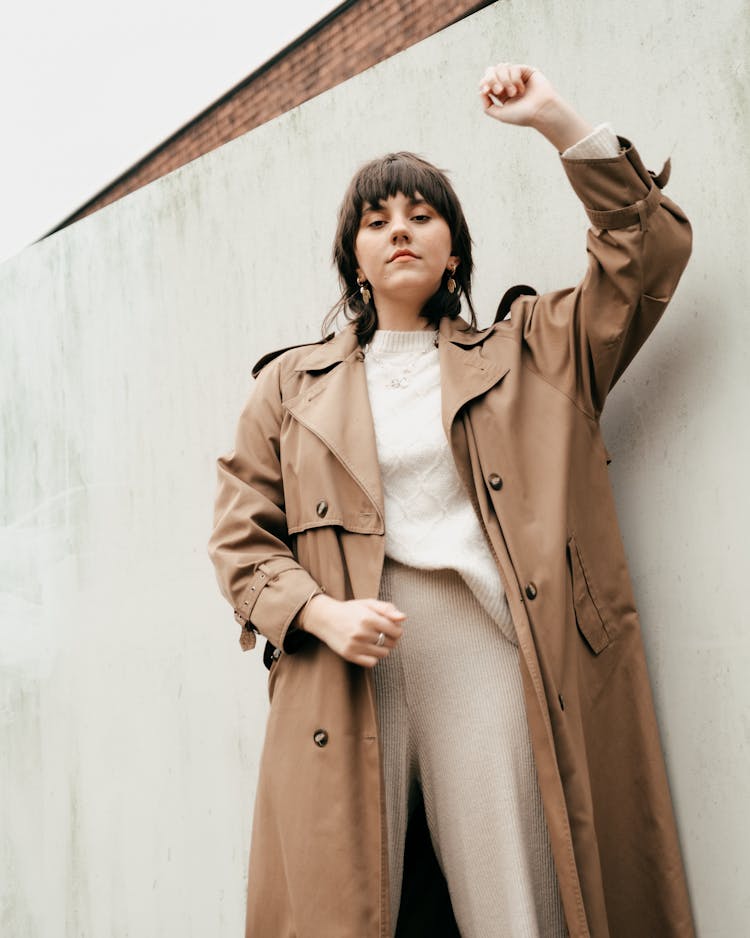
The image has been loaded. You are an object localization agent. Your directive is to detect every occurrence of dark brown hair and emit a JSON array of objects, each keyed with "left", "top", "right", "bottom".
[{"left": 323, "top": 151, "right": 477, "bottom": 345}]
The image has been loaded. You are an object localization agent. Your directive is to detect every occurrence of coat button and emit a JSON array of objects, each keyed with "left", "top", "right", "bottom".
[
  {"left": 488, "top": 473, "right": 503, "bottom": 490},
  {"left": 525, "top": 582, "right": 538, "bottom": 600},
  {"left": 313, "top": 728, "right": 329, "bottom": 747},
  {"left": 316, "top": 500, "right": 328, "bottom": 518}
]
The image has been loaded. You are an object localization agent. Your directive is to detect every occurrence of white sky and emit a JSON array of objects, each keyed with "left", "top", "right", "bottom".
[{"left": 0, "top": 0, "right": 341, "bottom": 266}]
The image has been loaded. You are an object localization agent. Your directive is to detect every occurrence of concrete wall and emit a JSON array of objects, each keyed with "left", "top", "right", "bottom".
[
  {"left": 1, "top": 1, "right": 747, "bottom": 934},
  {"left": 54, "top": 0, "right": 494, "bottom": 234}
]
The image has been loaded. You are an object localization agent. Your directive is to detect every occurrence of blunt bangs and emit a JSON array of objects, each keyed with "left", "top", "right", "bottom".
[{"left": 351, "top": 154, "right": 459, "bottom": 236}]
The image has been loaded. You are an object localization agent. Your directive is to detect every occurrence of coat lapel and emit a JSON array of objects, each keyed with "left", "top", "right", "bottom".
[
  {"left": 284, "top": 316, "right": 513, "bottom": 529},
  {"left": 438, "top": 315, "right": 512, "bottom": 440},
  {"left": 285, "top": 323, "right": 385, "bottom": 528}
]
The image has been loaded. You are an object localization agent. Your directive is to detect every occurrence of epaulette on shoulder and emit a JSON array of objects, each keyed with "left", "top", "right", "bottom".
[
  {"left": 494, "top": 284, "right": 538, "bottom": 324},
  {"left": 251, "top": 333, "right": 335, "bottom": 379}
]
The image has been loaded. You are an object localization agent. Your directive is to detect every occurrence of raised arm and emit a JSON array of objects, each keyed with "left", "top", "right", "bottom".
[{"left": 479, "top": 63, "right": 693, "bottom": 417}]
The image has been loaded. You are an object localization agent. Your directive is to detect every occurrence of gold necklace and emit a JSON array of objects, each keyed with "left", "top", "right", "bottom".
[{"left": 363, "top": 333, "right": 439, "bottom": 389}]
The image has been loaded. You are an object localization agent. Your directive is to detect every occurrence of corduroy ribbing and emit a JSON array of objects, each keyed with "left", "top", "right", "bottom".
[{"left": 374, "top": 557, "right": 567, "bottom": 938}]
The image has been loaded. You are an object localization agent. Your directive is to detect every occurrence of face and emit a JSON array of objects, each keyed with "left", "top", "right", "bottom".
[{"left": 353, "top": 190, "right": 459, "bottom": 310}]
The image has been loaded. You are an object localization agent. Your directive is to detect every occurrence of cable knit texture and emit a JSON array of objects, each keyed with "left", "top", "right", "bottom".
[{"left": 364, "top": 326, "right": 517, "bottom": 644}]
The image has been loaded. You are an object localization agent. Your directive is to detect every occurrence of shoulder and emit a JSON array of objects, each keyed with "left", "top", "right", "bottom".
[
  {"left": 251, "top": 334, "right": 335, "bottom": 379},
  {"left": 493, "top": 284, "right": 538, "bottom": 324}
]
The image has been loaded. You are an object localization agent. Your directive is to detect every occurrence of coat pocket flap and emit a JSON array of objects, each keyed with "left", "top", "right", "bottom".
[{"left": 567, "top": 536, "right": 611, "bottom": 655}]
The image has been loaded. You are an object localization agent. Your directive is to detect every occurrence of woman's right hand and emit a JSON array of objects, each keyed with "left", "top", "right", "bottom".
[{"left": 298, "top": 594, "right": 406, "bottom": 668}]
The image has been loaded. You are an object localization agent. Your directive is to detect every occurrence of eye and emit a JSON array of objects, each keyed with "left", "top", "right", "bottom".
[
  {"left": 412, "top": 214, "right": 431, "bottom": 222},
  {"left": 367, "top": 219, "right": 386, "bottom": 228}
]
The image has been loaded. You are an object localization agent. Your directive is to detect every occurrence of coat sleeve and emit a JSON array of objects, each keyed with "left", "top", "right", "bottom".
[
  {"left": 519, "top": 135, "right": 693, "bottom": 418},
  {"left": 207, "top": 355, "right": 323, "bottom": 653}
]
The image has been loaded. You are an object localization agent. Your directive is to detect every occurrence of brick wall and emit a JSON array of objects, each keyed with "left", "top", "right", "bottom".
[{"left": 45, "top": 0, "right": 495, "bottom": 236}]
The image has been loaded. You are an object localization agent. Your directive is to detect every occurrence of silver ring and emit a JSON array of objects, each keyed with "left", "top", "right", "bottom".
[{"left": 376, "top": 632, "right": 385, "bottom": 647}]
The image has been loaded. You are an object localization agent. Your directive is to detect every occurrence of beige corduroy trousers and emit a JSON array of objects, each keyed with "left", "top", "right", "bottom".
[{"left": 374, "top": 556, "right": 567, "bottom": 938}]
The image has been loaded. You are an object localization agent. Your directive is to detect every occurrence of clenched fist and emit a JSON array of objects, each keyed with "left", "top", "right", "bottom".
[
  {"left": 479, "top": 62, "right": 594, "bottom": 151},
  {"left": 299, "top": 593, "right": 407, "bottom": 669}
]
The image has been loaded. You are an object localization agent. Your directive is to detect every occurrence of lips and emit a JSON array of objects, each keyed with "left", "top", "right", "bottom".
[{"left": 389, "top": 249, "right": 418, "bottom": 262}]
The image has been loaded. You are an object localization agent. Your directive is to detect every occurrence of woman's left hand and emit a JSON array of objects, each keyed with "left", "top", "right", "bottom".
[
  {"left": 479, "top": 62, "right": 594, "bottom": 151},
  {"left": 478, "top": 63, "right": 559, "bottom": 126}
]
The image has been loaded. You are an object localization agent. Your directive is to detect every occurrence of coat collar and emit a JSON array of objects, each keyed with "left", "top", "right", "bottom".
[
  {"left": 285, "top": 316, "right": 511, "bottom": 522},
  {"left": 293, "top": 315, "right": 498, "bottom": 372}
]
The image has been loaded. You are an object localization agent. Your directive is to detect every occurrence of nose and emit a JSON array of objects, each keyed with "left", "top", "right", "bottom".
[{"left": 390, "top": 212, "right": 411, "bottom": 242}]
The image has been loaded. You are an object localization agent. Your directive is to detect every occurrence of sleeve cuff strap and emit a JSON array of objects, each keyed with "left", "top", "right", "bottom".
[
  {"left": 584, "top": 178, "right": 664, "bottom": 231},
  {"left": 561, "top": 135, "right": 672, "bottom": 230}
]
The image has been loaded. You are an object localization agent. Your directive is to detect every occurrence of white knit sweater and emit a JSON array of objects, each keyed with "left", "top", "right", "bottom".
[
  {"left": 365, "top": 326, "right": 519, "bottom": 643},
  {"left": 363, "top": 123, "right": 621, "bottom": 645}
]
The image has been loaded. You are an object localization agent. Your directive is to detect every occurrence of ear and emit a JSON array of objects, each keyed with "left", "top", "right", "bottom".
[
  {"left": 356, "top": 266, "right": 366, "bottom": 281},
  {"left": 448, "top": 255, "right": 460, "bottom": 272}
]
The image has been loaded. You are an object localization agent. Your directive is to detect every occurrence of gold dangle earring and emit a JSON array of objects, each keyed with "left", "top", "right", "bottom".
[
  {"left": 357, "top": 275, "right": 371, "bottom": 305},
  {"left": 446, "top": 264, "right": 458, "bottom": 294}
]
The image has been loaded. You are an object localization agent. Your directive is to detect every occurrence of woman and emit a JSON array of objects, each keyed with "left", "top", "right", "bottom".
[{"left": 208, "top": 63, "right": 695, "bottom": 938}]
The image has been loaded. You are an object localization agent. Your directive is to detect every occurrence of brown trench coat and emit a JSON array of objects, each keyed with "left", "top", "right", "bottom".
[{"left": 208, "top": 137, "right": 696, "bottom": 938}]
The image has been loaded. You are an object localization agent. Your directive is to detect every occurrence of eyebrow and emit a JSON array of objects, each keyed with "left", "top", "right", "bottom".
[{"left": 361, "top": 196, "right": 429, "bottom": 215}]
